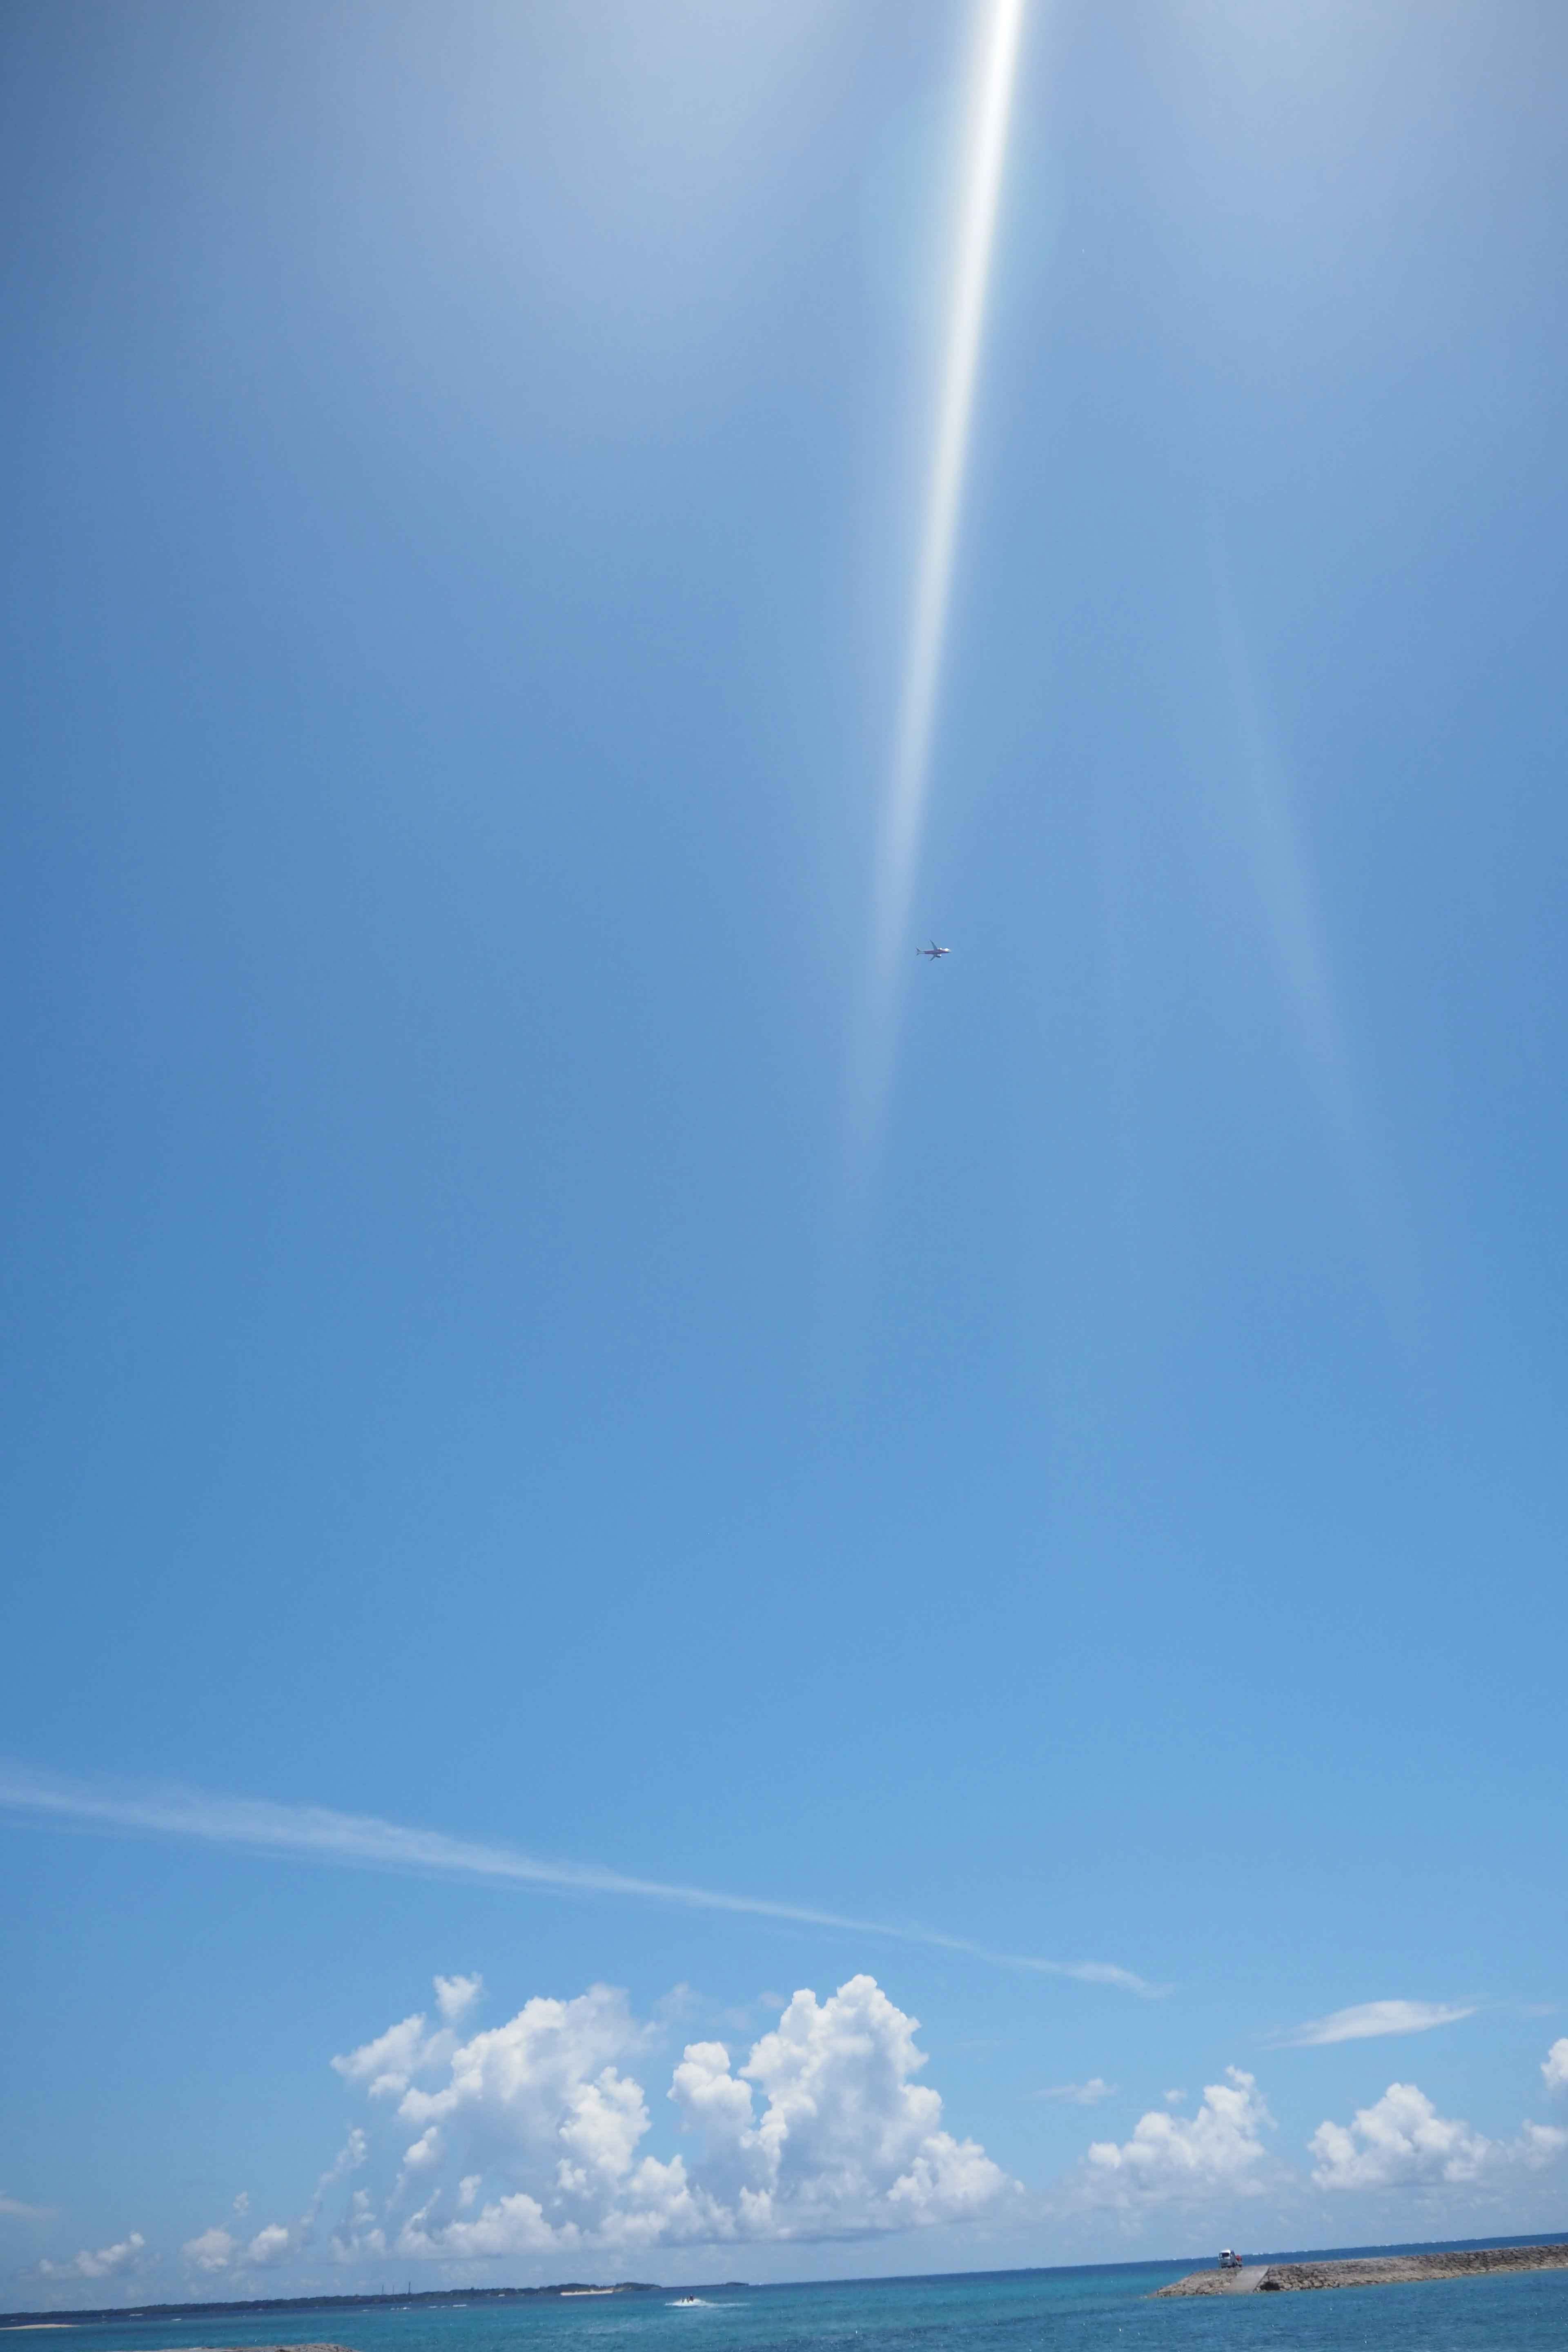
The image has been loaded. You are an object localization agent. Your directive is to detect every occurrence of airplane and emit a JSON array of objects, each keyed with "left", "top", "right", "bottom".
[{"left": 917, "top": 940, "right": 951, "bottom": 960}]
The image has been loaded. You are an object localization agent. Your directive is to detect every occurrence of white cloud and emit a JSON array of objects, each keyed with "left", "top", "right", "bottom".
[
  {"left": 1034, "top": 2079, "right": 1117, "bottom": 2105},
  {"left": 0, "top": 1767, "right": 1159, "bottom": 1996},
  {"left": 678, "top": 1976, "right": 1017, "bottom": 2239},
  {"left": 1544, "top": 2040, "right": 1568, "bottom": 2096},
  {"left": 37, "top": 2232, "right": 147, "bottom": 2280},
  {"left": 329, "top": 1973, "right": 1017, "bottom": 2257},
  {"left": 182, "top": 2214, "right": 308, "bottom": 2274},
  {"left": 0, "top": 2190, "right": 55, "bottom": 2221},
  {"left": 320, "top": 2127, "right": 369, "bottom": 2184},
  {"left": 183, "top": 2226, "right": 238, "bottom": 2275},
  {"left": 332, "top": 2004, "right": 461, "bottom": 2100},
  {"left": 1076, "top": 2070, "right": 1275, "bottom": 2208},
  {"left": 183, "top": 2134, "right": 367, "bottom": 2279},
  {"left": 1310, "top": 2083, "right": 1568, "bottom": 2191},
  {"left": 332, "top": 2186, "right": 385, "bottom": 2265},
  {"left": 436, "top": 1974, "right": 483, "bottom": 2025},
  {"left": 1274, "top": 2000, "right": 1476, "bottom": 2048}
]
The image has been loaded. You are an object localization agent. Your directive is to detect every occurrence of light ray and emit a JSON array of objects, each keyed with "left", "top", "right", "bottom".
[
  {"left": 858, "top": 0, "right": 1029, "bottom": 1152},
  {"left": 0, "top": 1762, "right": 1166, "bottom": 1996}
]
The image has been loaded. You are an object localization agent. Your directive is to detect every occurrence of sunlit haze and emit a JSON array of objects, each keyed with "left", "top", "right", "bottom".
[{"left": 861, "top": 0, "right": 1028, "bottom": 1155}]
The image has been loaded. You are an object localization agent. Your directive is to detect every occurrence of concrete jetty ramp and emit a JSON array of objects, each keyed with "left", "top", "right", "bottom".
[{"left": 1156, "top": 2267, "right": 1266, "bottom": 2296}]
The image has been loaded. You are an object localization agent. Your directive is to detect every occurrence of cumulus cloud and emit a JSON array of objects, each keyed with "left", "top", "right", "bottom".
[
  {"left": 37, "top": 2232, "right": 147, "bottom": 2280},
  {"left": 182, "top": 2214, "right": 307, "bottom": 2274},
  {"left": 436, "top": 1975, "right": 483, "bottom": 2025},
  {"left": 327, "top": 1973, "right": 1017, "bottom": 2257},
  {"left": 183, "top": 2226, "right": 238, "bottom": 2275},
  {"left": 327, "top": 1978, "right": 479, "bottom": 2103},
  {"left": 333, "top": 2010, "right": 462, "bottom": 2100},
  {"left": 322, "top": 2128, "right": 369, "bottom": 2183},
  {"left": 1075, "top": 2070, "right": 1275, "bottom": 2209},
  {"left": 1544, "top": 2040, "right": 1568, "bottom": 2096},
  {"left": 673, "top": 1977, "right": 1016, "bottom": 2240},
  {"left": 1310, "top": 2083, "right": 1568, "bottom": 2191},
  {"left": 245, "top": 2223, "right": 294, "bottom": 2267},
  {"left": 1034, "top": 2079, "right": 1117, "bottom": 2105},
  {"left": 1274, "top": 2000, "right": 1476, "bottom": 2049},
  {"left": 183, "top": 2133, "right": 368, "bottom": 2277}
]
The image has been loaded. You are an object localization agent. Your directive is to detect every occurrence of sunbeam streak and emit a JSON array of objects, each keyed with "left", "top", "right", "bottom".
[{"left": 859, "top": 0, "right": 1028, "bottom": 1154}]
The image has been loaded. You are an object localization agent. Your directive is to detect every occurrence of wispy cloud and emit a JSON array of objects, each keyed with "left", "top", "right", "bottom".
[
  {"left": 1271, "top": 1999, "right": 1477, "bottom": 2049},
  {"left": 0, "top": 2190, "right": 56, "bottom": 2221},
  {"left": 0, "top": 1764, "right": 1166, "bottom": 1998},
  {"left": 1033, "top": 2078, "right": 1118, "bottom": 2105}
]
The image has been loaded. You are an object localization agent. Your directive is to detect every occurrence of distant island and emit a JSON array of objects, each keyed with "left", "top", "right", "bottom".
[
  {"left": 0, "top": 2284, "right": 758, "bottom": 2331},
  {"left": 1158, "top": 2244, "right": 1568, "bottom": 2296}
]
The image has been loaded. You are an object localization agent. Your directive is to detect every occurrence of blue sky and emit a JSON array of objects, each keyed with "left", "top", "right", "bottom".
[{"left": 2, "top": 0, "right": 1568, "bottom": 2300}]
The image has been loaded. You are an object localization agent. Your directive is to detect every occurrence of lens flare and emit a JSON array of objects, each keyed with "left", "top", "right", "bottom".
[{"left": 857, "top": 0, "right": 1028, "bottom": 1157}]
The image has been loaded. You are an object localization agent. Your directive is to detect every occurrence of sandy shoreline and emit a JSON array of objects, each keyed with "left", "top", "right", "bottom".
[{"left": 1157, "top": 2244, "right": 1568, "bottom": 2296}]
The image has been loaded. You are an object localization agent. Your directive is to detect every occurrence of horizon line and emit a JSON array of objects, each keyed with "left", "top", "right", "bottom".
[
  {"left": 0, "top": 1763, "right": 1167, "bottom": 1999},
  {"left": 8, "top": 2230, "right": 1568, "bottom": 2325}
]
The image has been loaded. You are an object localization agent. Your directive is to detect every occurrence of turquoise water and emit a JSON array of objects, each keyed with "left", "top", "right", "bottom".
[{"left": 13, "top": 2265, "right": 1568, "bottom": 2352}]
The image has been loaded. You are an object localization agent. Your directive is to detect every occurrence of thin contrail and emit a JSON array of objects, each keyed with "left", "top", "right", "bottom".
[
  {"left": 0, "top": 1763, "right": 1166, "bottom": 1998},
  {"left": 859, "top": 0, "right": 1029, "bottom": 1151}
]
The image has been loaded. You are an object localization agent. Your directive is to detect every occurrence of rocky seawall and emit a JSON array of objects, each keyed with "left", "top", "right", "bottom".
[{"left": 1156, "top": 2244, "right": 1568, "bottom": 2296}]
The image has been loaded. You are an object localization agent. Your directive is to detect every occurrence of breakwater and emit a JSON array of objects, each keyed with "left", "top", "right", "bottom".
[{"left": 1157, "top": 2244, "right": 1568, "bottom": 2296}]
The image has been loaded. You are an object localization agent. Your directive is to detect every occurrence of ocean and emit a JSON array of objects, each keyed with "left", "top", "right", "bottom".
[{"left": 11, "top": 2260, "right": 1568, "bottom": 2352}]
